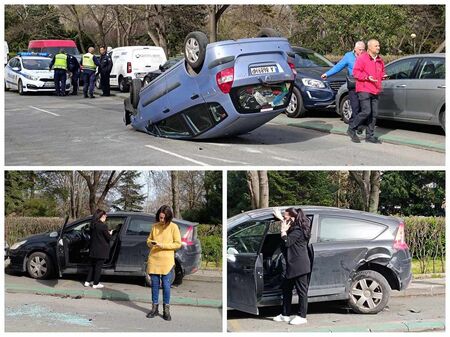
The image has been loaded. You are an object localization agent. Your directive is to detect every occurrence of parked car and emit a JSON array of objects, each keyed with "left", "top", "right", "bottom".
[
  {"left": 124, "top": 29, "right": 296, "bottom": 139},
  {"left": 4, "top": 52, "right": 71, "bottom": 95},
  {"left": 142, "top": 56, "right": 184, "bottom": 87},
  {"left": 285, "top": 46, "right": 347, "bottom": 118},
  {"left": 28, "top": 39, "right": 81, "bottom": 63},
  {"left": 108, "top": 46, "right": 167, "bottom": 92},
  {"left": 227, "top": 206, "right": 412, "bottom": 315},
  {"left": 336, "top": 54, "right": 445, "bottom": 131},
  {"left": 5, "top": 212, "right": 201, "bottom": 286},
  {"left": 4, "top": 40, "right": 9, "bottom": 66}
]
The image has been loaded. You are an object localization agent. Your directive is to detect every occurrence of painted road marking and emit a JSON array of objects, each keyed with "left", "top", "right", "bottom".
[
  {"left": 144, "top": 145, "right": 209, "bottom": 166},
  {"left": 29, "top": 106, "right": 60, "bottom": 117},
  {"left": 192, "top": 154, "right": 248, "bottom": 164}
]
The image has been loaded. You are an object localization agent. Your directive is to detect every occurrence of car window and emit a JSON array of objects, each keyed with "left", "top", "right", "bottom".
[
  {"left": 105, "top": 217, "right": 127, "bottom": 231},
  {"left": 417, "top": 58, "right": 445, "bottom": 79},
  {"left": 295, "top": 51, "right": 333, "bottom": 68},
  {"left": 43, "top": 47, "right": 79, "bottom": 55},
  {"left": 183, "top": 103, "right": 228, "bottom": 135},
  {"left": 66, "top": 220, "right": 91, "bottom": 234},
  {"left": 22, "top": 58, "right": 51, "bottom": 70},
  {"left": 386, "top": 58, "right": 419, "bottom": 79},
  {"left": 318, "top": 216, "right": 386, "bottom": 242},
  {"left": 8, "top": 58, "right": 17, "bottom": 67},
  {"left": 228, "top": 220, "right": 268, "bottom": 254},
  {"left": 266, "top": 215, "right": 314, "bottom": 234},
  {"left": 157, "top": 114, "right": 191, "bottom": 137},
  {"left": 126, "top": 217, "right": 154, "bottom": 236}
]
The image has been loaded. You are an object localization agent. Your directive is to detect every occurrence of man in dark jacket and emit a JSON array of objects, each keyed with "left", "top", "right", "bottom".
[
  {"left": 68, "top": 54, "right": 80, "bottom": 95},
  {"left": 99, "top": 46, "right": 113, "bottom": 96}
]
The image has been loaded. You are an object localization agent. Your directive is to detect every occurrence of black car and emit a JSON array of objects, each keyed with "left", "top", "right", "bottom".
[
  {"left": 227, "top": 206, "right": 412, "bottom": 315},
  {"left": 285, "top": 47, "right": 347, "bottom": 118},
  {"left": 142, "top": 56, "right": 184, "bottom": 87},
  {"left": 6, "top": 212, "right": 201, "bottom": 286}
]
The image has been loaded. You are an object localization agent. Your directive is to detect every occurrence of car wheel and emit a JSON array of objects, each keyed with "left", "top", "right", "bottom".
[
  {"left": 285, "top": 86, "right": 306, "bottom": 118},
  {"left": 18, "top": 80, "right": 25, "bottom": 95},
  {"left": 256, "top": 28, "right": 282, "bottom": 38},
  {"left": 5, "top": 80, "right": 9, "bottom": 91},
  {"left": 339, "top": 95, "right": 352, "bottom": 124},
  {"left": 119, "top": 76, "right": 129, "bottom": 92},
  {"left": 130, "top": 78, "right": 142, "bottom": 109},
  {"left": 439, "top": 108, "right": 445, "bottom": 132},
  {"left": 26, "top": 252, "right": 54, "bottom": 279},
  {"left": 143, "top": 76, "right": 152, "bottom": 88},
  {"left": 95, "top": 74, "right": 101, "bottom": 89},
  {"left": 145, "top": 268, "right": 176, "bottom": 287},
  {"left": 184, "top": 31, "right": 208, "bottom": 73},
  {"left": 348, "top": 270, "right": 390, "bottom": 314}
]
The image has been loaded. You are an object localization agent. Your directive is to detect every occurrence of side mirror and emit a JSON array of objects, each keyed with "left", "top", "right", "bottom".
[
  {"left": 159, "top": 64, "right": 164, "bottom": 71},
  {"left": 227, "top": 247, "right": 239, "bottom": 262}
]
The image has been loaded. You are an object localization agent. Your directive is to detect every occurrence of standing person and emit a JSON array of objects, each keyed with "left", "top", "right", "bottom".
[
  {"left": 321, "top": 41, "right": 366, "bottom": 126},
  {"left": 146, "top": 205, "right": 181, "bottom": 321},
  {"left": 272, "top": 207, "right": 311, "bottom": 325},
  {"left": 81, "top": 47, "right": 100, "bottom": 98},
  {"left": 99, "top": 46, "right": 113, "bottom": 96},
  {"left": 84, "top": 209, "right": 112, "bottom": 289},
  {"left": 49, "top": 49, "right": 68, "bottom": 96},
  {"left": 348, "top": 39, "right": 387, "bottom": 143},
  {"left": 68, "top": 54, "right": 80, "bottom": 96}
]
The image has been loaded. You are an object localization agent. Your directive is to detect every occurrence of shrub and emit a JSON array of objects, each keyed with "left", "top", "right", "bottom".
[
  {"left": 5, "top": 216, "right": 65, "bottom": 245},
  {"left": 199, "top": 235, "right": 222, "bottom": 267}
]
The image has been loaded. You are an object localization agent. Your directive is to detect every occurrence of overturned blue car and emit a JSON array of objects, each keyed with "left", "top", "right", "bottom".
[{"left": 124, "top": 29, "right": 296, "bottom": 139}]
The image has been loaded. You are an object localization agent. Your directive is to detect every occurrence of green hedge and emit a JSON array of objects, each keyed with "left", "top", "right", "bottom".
[
  {"left": 325, "top": 54, "right": 402, "bottom": 65},
  {"left": 197, "top": 224, "right": 222, "bottom": 267}
]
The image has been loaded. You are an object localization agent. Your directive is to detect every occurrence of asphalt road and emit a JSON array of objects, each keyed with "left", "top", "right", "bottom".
[
  {"left": 227, "top": 294, "right": 445, "bottom": 332},
  {"left": 5, "top": 292, "right": 222, "bottom": 332},
  {"left": 5, "top": 91, "right": 445, "bottom": 166}
]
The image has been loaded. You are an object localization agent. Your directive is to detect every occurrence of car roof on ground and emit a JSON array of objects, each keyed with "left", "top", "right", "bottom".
[{"left": 292, "top": 46, "right": 316, "bottom": 54}]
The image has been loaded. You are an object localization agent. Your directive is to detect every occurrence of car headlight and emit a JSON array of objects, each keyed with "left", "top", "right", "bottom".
[
  {"left": 302, "top": 78, "right": 326, "bottom": 89},
  {"left": 10, "top": 240, "right": 27, "bottom": 250},
  {"left": 23, "top": 73, "right": 39, "bottom": 81}
]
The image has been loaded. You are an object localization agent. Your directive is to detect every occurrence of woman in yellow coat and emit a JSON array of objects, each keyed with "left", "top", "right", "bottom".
[{"left": 146, "top": 205, "right": 181, "bottom": 321}]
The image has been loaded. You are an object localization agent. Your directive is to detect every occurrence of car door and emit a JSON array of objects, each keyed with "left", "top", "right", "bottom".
[
  {"left": 379, "top": 57, "right": 420, "bottom": 118},
  {"left": 401, "top": 57, "right": 445, "bottom": 122},
  {"left": 55, "top": 217, "right": 72, "bottom": 276},
  {"left": 6, "top": 58, "right": 20, "bottom": 89},
  {"left": 114, "top": 215, "right": 154, "bottom": 273},
  {"left": 109, "top": 50, "right": 121, "bottom": 86},
  {"left": 227, "top": 219, "right": 269, "bottom": 315},
  {"left": 308, "top": 214, "right": 387, "bottom": 298}
]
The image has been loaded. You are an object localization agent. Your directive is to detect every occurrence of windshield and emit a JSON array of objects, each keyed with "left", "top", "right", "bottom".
[
  {"left": 22, "top": 58, "right": 52, "bottom": 70},
  {"left": 43, "top": 47, "right": 80, "bottom": 56},
  {"left": 295, "top": 51, "right": 334, "bottom": 68}
]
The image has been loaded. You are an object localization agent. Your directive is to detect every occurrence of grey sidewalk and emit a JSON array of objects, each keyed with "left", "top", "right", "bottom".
[{"left": 392, "top": 277, "right": 445, "bottom": 297}]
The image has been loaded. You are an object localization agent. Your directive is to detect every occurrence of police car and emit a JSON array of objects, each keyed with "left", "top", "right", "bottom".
[{"left": 4, "top": 52, "right": 71, "bottom": 95}]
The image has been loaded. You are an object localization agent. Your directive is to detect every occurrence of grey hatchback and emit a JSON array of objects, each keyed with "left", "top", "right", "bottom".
[
  {"left": 336, "top": 54, "right": 445, "bottom": 130},
  {"left": 227, "top": 206, "right": 412, "bottom": 315}
]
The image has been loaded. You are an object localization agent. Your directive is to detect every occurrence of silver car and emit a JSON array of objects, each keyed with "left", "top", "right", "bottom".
[{"left": 336, "top": 54, "right": 445, "bottom": 131}]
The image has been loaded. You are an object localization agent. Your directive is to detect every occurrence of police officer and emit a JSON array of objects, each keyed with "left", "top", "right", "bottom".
[
  {"left": 81, "top": 47, "right": 100, "bottom": 98},
  {"left": 68, "top": 54, "right": 80, "bottom": 95},
  {"left": 49, "top": 49, "right": 68, "bottom": 96},
  {"left": 99, "top": 46, "right": 113, "bottom": 96}
]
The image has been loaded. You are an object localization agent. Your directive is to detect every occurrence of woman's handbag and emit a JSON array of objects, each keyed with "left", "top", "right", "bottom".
[{"left": 346, "top": 75, "right": 356, "bottom": 90}]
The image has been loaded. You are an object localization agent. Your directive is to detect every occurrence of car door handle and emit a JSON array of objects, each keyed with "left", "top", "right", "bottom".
[
  {"left": 437, "top": 85, "right": 446, "bottom": 89},
  {"left": 163, "top": 108, "right": 170, "bottom": 113},
  {"left": 190, "top": 94, "right": 199, "bottom": 100},
  {"left": 395, "top": 84, "right": 406, "bottom": 88}
]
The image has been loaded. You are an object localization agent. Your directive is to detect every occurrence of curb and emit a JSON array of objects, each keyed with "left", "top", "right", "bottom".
[
  {"left": 5, "top": 284, "right": 222, "bottom": 309},
  {"left": 299, "top": 320, "right": 445, "bottom": 332},
  {"left": 289, "top": 122, "right": 445, "bottom": 153},
  {"left": 392, "top": 285, "right": 445, "bottom": 298}
]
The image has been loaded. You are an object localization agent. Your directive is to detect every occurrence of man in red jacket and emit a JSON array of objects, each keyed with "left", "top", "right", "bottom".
[{"left": 348, "top": 39, "right": 387, "bottom": 143}]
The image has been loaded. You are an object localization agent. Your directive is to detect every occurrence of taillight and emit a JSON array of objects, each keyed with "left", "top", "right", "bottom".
[
  {"left": 127, "top": 62, "right": 132, "bottom": 73},
  {"left": 181, "top": 225, "right": 195, "bottom": 246},
  {"left": 393, "top": 222, "right": 408, "bottom": 250},
  {"left": 288, "top": 62, "right": 297, "bottom": 75},
  {"left": 216, "top": 67, "right": 234, "bottom": 94}
]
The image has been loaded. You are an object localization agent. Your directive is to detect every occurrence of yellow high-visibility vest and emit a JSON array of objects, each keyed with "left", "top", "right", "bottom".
[
  {"left": 82, "top": 53, "right": 96, "bottom": 70},
  {"left": 53, "top": 53, "right": 68, "bottom": 70}
]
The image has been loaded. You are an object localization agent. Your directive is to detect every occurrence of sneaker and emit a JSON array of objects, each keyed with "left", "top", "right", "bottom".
[
  {"left": 356, "top": 125, "right": 366, "bottom": 135},
  {"left": 289, "top": 316, "right": 308, "bottom": 325},
  {"left": 92, "top": 283, "right": 104, "bottom": 289},
  {"left": 273, "top": 314, "right": 291, "bottom": 322},
  {"left": 89, "top": 95, "right": 95, "bottom": 99},
  {"left": 346, "top": 128, "right": 360, "bottom": 143},
  {"left": 365, "top": 136, "right": 382, "bottom": 144},
  {"left": 83, "top": 281, "right": 92, "bottom": 287}
]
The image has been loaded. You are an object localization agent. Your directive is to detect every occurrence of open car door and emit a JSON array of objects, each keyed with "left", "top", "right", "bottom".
[
  {"left": 56, "top": 216, "right": 70, "bottom": 277},
  {"left": 227, "top": 219, "right": 271, "bottom": 315}
]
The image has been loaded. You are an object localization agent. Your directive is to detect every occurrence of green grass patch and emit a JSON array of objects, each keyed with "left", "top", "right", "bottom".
[{"left": 412, "top": 258, "right": 445, "bottom": 275}]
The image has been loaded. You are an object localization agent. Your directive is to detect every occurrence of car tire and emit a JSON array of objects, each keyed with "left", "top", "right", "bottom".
[
  {"left": 143, "top": 76, "right": 152, "bottom": 88},
  {"left": 18, "top": 80, "right": 25, "bottom": 95},
  {"left": 119, "top": 76, "right": 129, "bottom": 93},
  {"left": 256, "top": 28, "right": 283, "bottom": 38},
  {"left": 184, "top": 31, "right": 208, "bottom": 73},
  {"left": 348, "top": 270, "right": 390, "bottom": 314},
  {"left": 145, "top": 268, "right": 177, "bottom": 287},
  {"left": 285, "top": 86, "right": 306, "bottom": 118},
  {"left": 26, "top": 252, "right": 54, "bottom": 279},
  {"left": 95, "top": 74, "right": 101, "bottom": 89},
  {"left": 339, "top": 94, "right": 352, "bottom": 124},
  {"left": 130, "top": 78, "right": 142, "bottom": 109},
  {"left": 439, "top": 108, "right": 445, "bottom": 132}
]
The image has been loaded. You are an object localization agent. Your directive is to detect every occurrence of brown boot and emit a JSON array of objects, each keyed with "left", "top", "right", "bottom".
[
  {"left": 146, "top": 304, "right": 159, "bottom": 318},
  {"left": 163, "top": 304, "right": 171, "bottom": 321}
]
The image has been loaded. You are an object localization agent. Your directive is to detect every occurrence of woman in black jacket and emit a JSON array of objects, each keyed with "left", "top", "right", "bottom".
[
  {"left": 84, "top": 209, "right": 112, "bottom": 289},
  {"left": 272, "top": 207, "right": 311, "bottom": 325}
]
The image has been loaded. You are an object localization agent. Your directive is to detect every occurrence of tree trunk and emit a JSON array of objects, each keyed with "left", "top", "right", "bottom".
[
  {"left": 171, "top": 171, "right": 181, "bottom": 218},
  {"left": 258, "top": 171, "right": 269, "bottom": 208},
  {"left": 434, "top": 40, "right": 445, "bottom": 53},
  {"left": 208, "top": 5, "right": 229, "bottom": 42},
  {"left": 246, "top": 171, "right": 260, "bottom": 209},
  {"left": 368, "top": 171, "right": 381, "bottom": 213}
]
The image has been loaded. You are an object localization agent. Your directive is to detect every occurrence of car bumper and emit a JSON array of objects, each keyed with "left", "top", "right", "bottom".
[
  {"left": 5, "top": 248, "right": 27, "bottom": 272},
  {"left": 24, "top": 80, "right": 71, "bottom": 92},
  {"left": 300, "top": 85, "right": 336, "bottom": 110}
]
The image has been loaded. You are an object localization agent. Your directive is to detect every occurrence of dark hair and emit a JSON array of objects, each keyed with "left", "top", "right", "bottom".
[
  {"left": 92, "top": 209, "right": 106, "bottom": 223},
  {"left": 156, "top": 205, "right": 173, "bottom": 225},
  {"left": 285, "top": 207, "right": 311, "bottom": 240}
]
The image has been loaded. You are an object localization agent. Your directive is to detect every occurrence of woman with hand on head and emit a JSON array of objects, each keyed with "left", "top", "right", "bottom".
[
  {"left": 146, "top": 205, "right": 181, "bottom": 321},
  {"left": 272, "top": 207, "right": 312, "bottom": 325}
]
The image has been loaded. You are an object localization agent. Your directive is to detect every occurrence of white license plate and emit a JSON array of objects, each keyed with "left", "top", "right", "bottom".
[
  {"left": 250, "top": 65, "right": 278, "bottom": 75},
  {"left": 43, "top": 82, "right": 54, "bottom": 88}
]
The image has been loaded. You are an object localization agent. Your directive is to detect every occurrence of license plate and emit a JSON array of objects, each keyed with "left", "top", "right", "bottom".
[
  {"left": 250, "top": 65, "right": 278, "bottom": 75},
  {"left": 43, "top": 82, "right": 54, "bottom": 88}
]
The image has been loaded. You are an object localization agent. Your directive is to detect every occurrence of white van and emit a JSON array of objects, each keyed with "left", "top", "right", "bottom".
[
  {"left": 109, "top": 46, "right": 167, "bottom": 92},
  {"left": 4, "top": 41, "right": 10, "bottom": 66}
]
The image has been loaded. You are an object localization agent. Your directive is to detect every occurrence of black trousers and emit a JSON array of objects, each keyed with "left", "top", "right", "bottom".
[
  {"left": 282, "top": 273, "right": 309, "bottom": 318},
  {"left": 348, "top": 89, "right": 360, "bottom": 125},
  {"left": 100, "top": 72, "right": 111, "bottom": 95},
  {"left": 54, "top": 69, "right": 67, "bottom": 95},
  {"left": 71, "top": 71, "right": 79, "bottom": 94},
  {"left": 86, "top": 257, "right": 105, "bottom": 285},
  {"left": 350, "top": 92, "right": 379, "bottom": 138}
]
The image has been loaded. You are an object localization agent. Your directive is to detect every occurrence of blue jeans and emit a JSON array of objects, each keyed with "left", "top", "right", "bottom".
[
  {"left": 82, "top": 70, "right": 96, "bottom": 96},
  {"left": 150, "top": 268, "right": 174, "bottom": 304}
]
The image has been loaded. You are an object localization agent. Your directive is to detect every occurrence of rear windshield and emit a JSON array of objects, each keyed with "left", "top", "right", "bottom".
[
  {"left": 231, "top": 83, "right": 292, "bottom": 113},
  {"left": 295, "top": 51, "right": 333, "bottom": 68},
  {"left": 22, "top": 58, "right": 51, "bottom": 70},
  {"left": 42, "top": 47, "right": 80, "bottom": 56}
]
